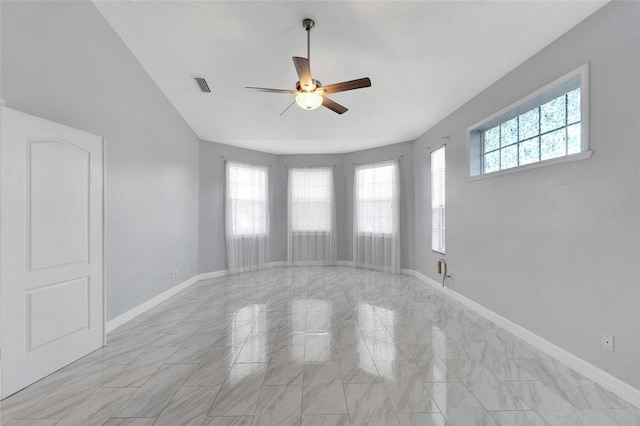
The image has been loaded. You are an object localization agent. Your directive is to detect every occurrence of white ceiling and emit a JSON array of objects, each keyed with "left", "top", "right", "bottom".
[{"left": 94, "top": 1, "right": 607, "bottom": 155}]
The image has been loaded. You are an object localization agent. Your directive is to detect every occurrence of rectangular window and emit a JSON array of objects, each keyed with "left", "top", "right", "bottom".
[
  {"left": 482, "top": 87, "right": 581, "bottom": 173},
  {"left": 226, "top": 161, "right": 268, "bottom": 236},
  {"left": 431, "top": 146, "right": 445, "bottom": 253},
  {"left": 468, "top": 64, "right": 590, "bottom": 178},
  {"left": 289, "top": 167, "right": 333, "bottom": 232},
  {"left": 355, "top": 162, "right": 397, "bottom": 235}
]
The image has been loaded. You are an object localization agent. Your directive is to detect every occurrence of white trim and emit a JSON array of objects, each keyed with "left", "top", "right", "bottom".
[
  {"left": 466, "top": 150, "right": 593, "bottom": 182},
  {"left": 198, "top": 270, "right": 228, "bottom": 280},
  {"left": 401, "top": 268, "right": 640, "bottom": 409},
  {"left": 0, "top": 108, "right": 2, "bottom": 402},
  {"left": 580, "top": 63, "right": 590, "bottom": 153},
  {"left": 468, "top": 64, "right": 588, "bottom": 132},
  {"left": 287, "top": 261, "right": 336, "bottom": 267},
  {"left": 467, "top": 63, "right": 590, "bottom": 179},
  {"left": 106, "top": 274, "right": 202, "bottom": 333},
  {"left": 228, "top": 261, "right": 286, "bottom": 275},
  {"left": 107, "top": 261, "right": 355, "bottom": 331},
  {"left": 101, "top": 137, "right": 107, "bottom": 346},
  {"left": 353, "top": 262, "right": 400, "bottom": 274},
  {"left": 106, "top": 262, "right": 294, "bottom": 332}
]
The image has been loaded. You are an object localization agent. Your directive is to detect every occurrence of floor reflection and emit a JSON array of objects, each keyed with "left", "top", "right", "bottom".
[
  {"left": 304, "top": 299, "right": 335, "bottom": 361},
  {"left": 359, "top": 303, "right": 396, "bottom": 379},
  {"left": 231, "top": 304, "right": 265, "bottom": 382}
]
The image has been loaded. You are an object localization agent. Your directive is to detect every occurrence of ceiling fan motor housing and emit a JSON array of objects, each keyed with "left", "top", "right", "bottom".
[{"left": 296, "top": 80, "right": 321, "bottom": 92}]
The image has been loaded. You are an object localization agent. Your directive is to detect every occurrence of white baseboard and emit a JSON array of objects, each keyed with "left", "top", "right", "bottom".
[
  {"left": 288, "top": 261, "right": 338, "bottom": 266},
  {"left": 336, "top": 260, "right": 400, "bottom": 274},
  {"left": 106, "top": 273, "right": 205, "bottom": 333},
  {"left": 401, "top": 268, "right": 640, "bottom": 409},
  {"left": 198, "top": 270, "right": 229, "bottom": 280},
  {"left": 106, "top": 261, "right": 356, "bottom": 332},
  {"left": 106, "top": 262, "right": 288, "bottom": 333},
  {"left": 228, "top": 261, "right": 288, "bottom": 275}
]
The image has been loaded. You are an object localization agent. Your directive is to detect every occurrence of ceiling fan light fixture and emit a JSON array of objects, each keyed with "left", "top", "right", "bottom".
[{"left": 295, "top": 92, "right": 323, "bottom": 110}]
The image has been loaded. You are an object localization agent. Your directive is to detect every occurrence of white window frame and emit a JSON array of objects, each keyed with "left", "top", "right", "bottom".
[
  {"left": 467, "top": 63, "right": 592, "bottom": 181},
  {"left": 289, "top": 167, "right": 333, "bottom": 234},
  {"left": 226, "top": 161, "right": 269, "bottom": 237},
  {"left": 355, "top": 161, "right": 397, "bottom": 237},
  {"left": 431, "top": 145, "right": 445, "bottom": 254}
]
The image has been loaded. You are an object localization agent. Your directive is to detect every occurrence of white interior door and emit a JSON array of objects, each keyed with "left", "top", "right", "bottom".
[{"left": 0, "top": 107, "right": 104, "bottom": 398}]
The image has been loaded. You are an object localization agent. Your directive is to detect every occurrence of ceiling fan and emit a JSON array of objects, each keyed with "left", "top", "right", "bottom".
[{"left": 246, "top": 19, "right": 371, "bottom": 115}]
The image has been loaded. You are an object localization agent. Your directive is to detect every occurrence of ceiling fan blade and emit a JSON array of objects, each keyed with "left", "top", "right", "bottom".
[
  {"left": 320, "top": 77, "right": 371, "bottom": 95},
  {"left": 245, "top": 86, "right": 298, "bottom": 94},
  {"left": 292, "top": 56, "right": 313, "bottom": 90},
  {"left": 322, "top": 96, "right": 348, "bottom": 115},
  {"left": 280, "top": 101, "right": 296, "bottom": 116}
]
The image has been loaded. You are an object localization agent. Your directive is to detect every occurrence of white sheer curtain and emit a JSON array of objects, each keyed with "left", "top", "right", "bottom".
[
  {"left": 225, "top": 161, "right": 270, "bottom": 274},
  {"left": 353, "top": 160, "right": 400, "bottom": 274},
  {"left": 287, "top": 167, "right": 336, "bottom": 265}
]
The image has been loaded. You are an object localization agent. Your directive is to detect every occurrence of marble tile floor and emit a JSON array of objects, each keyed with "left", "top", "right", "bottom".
[{"left": 1, "top": 266, "right": 639, "bottom": 426}]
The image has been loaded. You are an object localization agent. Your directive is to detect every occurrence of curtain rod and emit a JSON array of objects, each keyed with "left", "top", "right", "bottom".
[
  {"left": 352, "top": 155, "right": 403, "bottom": 166},
  {"left": 285, "top": 165, "right": 336, "bottom": 169},
  {"left": 427, "top": 136, "right": 449, "bottom": 153},
  {"left": 221, "top": 156, "right": 271, "bottom": 167}
]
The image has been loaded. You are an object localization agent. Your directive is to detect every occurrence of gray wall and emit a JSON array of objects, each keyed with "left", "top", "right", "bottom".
[
  {"left": 1, "top": 1, "right": 201, "bottom": 321},
  {"left": 413, "top": 1, "right": 640, "bottom": 389}
]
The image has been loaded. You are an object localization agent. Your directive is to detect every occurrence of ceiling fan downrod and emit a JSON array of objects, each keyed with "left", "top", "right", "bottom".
[{"left": 302, "top": 18, "right": 314, "bottom": 62}]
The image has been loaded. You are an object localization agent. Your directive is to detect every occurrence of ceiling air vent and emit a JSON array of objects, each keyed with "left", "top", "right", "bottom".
[{"left": 194, "top": 77, "right": 211, "bottom": 93}]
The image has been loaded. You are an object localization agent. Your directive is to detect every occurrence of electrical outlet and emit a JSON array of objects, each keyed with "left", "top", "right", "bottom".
[
  {"left": 171, "top": 268, "right": 177, "bottom": 278},
  {"left": 601, "top": 333, "right": 614, "bottom": 353}
]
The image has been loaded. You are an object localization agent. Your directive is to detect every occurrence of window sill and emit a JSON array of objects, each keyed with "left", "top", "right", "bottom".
[
  {"left": 291, "top": 231, "right": 332, "bottom": 236},
  {"left": 357, "top": 232, "right": 395, "bottom": 238},
  {"left": 467, "top": 150, "right": 593, "bottom": 182}
]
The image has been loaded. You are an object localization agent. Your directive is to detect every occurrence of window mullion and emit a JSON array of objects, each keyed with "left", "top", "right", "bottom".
[
  {"left": 516, "top": 115, "right": 520, "bottom": 167},
  {"left": 498, "top": 124, "right": 502, "bottom": 171},
  {"left": 481, "top": 131, "right": 485, "bottom": 173},
  {"left": 538, "top": 106, "right": 542, "bottom": 162},
  {"left": 564, "top": 92, "right": 569, "bottom": 156}
]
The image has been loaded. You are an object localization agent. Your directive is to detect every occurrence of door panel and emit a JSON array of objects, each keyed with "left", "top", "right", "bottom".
[
  {"left": 28, "top": 138, "right": 90, "bottom": 270},
  {"left": 0, "top": 107, "right": 104, "bottom": 398},
  {"left": 27, "top": 277, "right": 90, "bottom": 350}
]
